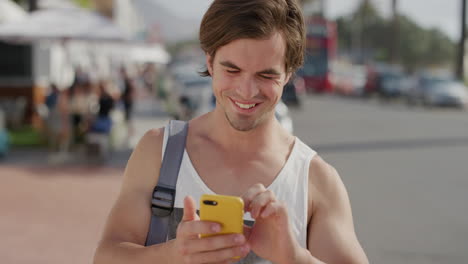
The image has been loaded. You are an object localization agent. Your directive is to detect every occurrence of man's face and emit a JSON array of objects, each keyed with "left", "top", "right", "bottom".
[{"left": 207, "top": 32, "right": 291, "bottom": 131}]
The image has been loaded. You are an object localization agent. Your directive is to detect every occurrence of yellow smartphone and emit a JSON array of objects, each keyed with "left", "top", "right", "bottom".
[{"left": 199, "top": 194, "right": 244, "bottom": 238}]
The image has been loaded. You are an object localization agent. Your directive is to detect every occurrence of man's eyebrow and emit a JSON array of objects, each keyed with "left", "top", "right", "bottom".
[
  {"left": 219, "top": 60, "right": 281, "bottom": 76},
  {"left": 219, "top": 61, "right": 241, "bottom": 70},
  {"left": 257, "top": 68, "right": 281, "bottom": 76}
]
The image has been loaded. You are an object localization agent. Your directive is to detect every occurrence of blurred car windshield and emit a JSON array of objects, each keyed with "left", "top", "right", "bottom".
[
  {"left": 431, "top": 81, "right": 466, "bottom": 92},
  {"left": 182, "top": 76, "right": 211, "bottom": 87},
  {"left": 420, "top": 76, "right": 452, "bottom": 88}
]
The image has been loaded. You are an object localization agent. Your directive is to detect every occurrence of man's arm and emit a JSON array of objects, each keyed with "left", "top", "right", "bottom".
[
  {"left": 93, "top": 128, "right": 173, "bottom": 264},
  {"left": 93, "top": 128, "right": 249, "bottom": 264},
  {"left": 306, "top": 156, "right": 369, "bottom": 264}
]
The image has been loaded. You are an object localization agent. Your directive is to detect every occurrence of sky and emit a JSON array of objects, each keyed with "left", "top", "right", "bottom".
[{"left": 153, "top": 0, "right": 462, "bottom": 41}]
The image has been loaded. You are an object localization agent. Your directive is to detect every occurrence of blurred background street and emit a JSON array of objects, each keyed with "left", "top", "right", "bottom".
[
  {"left": 1, "top": 0, "right": 468, "bottom": 263},
  {"left": 2, "top": 95, "right": 468, "bottom": 264}
]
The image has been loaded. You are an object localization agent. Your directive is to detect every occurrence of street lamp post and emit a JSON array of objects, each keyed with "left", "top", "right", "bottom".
[
  {"left": 456, "top": 0, "right": 466, "bottom": 81},
  {"left": 28, "top": 0, "right": 37, "bottom": 12}
]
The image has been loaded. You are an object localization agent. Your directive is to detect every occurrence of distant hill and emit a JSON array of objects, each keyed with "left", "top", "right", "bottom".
[{"left": 133, "top": 0, "right": 201, "bottom": 43}]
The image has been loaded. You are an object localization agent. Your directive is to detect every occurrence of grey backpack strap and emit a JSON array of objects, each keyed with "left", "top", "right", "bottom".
[{"left": 145, "top": 120, "right": 188, "bottom": 246}]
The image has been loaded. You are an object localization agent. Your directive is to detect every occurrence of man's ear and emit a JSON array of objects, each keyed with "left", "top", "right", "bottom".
[
  {"left": 284, "top": 72, "right": 292, "bottom": 85},
  {"left": 206, "top": 53, "right": 214, "bottom": 76}
]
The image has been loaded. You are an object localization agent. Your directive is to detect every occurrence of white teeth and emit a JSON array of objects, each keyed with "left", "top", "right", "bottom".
[{"left": 235, "top": 102, "right": 256, "bottom": 109}]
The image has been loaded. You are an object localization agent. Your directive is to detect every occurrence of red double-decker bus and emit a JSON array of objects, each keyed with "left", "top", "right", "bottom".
[{"left": 300, "top": 17, "right": 337, "bottom": 93}]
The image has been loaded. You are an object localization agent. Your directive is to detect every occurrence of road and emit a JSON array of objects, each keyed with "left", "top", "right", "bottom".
[
  {"left": 292, "top": 95, "right": 468, "bottom": 264},
  {"left": 1, "top": 95, "right": 467, "bottom": 263}
]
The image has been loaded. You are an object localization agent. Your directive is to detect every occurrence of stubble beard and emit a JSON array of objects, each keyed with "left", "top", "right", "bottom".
[
  {"left": 223, "top": 106, "right": 273, "bottom": 132},
  {"left": 225, "top": 112, "right": 258, "bottom": 131}
]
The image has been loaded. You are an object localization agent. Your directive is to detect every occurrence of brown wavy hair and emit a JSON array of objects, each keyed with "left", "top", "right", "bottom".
[{"left": 199, "top": 0, "right": 305, "bottom": 76}]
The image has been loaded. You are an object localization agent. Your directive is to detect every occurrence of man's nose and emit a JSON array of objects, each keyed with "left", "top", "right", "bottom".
[{"left": 236, "top": 76, "right": 259, "bottom": 100}]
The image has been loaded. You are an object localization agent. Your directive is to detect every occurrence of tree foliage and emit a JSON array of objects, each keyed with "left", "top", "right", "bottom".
[
  {"left": 11, "top": 0, "right": 26, "bottom": 5},
  {"left": 72, "top": 0, "right": 91, "bottom": 8},
  {"left": 335, "top": 0, "right": 455, "bottom": 70}
]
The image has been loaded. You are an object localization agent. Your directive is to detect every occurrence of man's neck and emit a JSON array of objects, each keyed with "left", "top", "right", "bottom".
[{"left": 205, "top": 109, "right": 281, "bottom": 152}]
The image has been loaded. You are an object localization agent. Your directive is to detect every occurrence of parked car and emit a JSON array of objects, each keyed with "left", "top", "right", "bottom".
[
  {"left": 405, "top": 74, "right": 464, "bottom": 108},
  {"left": 330, "top": 62, "right": 353, "bottom": 95},
  {"left": 421, "top": 81, "right": 468, "bottom": 108},
  {"left": 0, "top": 109, "right": 9, "bottom": 158},
  {"left": 330, "top": 63, "right": 367, "bottom": 96},
  {"left": 349, "top": 65, "right": 367, "bottom": 96},
  {"left": 376, "top": 70, "right": 408, "bottom": 99}
]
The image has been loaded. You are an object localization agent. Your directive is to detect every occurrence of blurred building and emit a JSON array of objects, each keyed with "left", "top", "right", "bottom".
[
  {"left": 0, "top": 0, "right": 83, "bottom": 128},
  {"left": 93, "top": 0, "right": 145, "bottom": 41},
  {"left": 302, "top": 0, "right": 325, "bottom": 17},
  {"left": 0, "top": 0, "right": 39, "bottom": 127},
  {"left": 0, "top": 0, "right": 150, "bottom": 128}
]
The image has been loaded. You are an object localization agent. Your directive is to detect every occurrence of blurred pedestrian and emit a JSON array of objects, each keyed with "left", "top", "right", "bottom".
[
  {"left": 142, "top": 63, "right": 157, "bottom": 95},
  {"left": 121, "top": 67, "right": 135, "bottom": 121},
  {"left": 86, "top": 80, "right": 115, "bottom": 160},
  {"left": 89, "top": 81, "right": 114, "bottom": 134},
  {"left": 69, "top": 79, "right": 97, "bottom": 147},
  {"left": 120, "top": 67, "right": 136, "bottom": 137},
  {"left": 45, "top": 84, "right": 70, "bottom": 163}
]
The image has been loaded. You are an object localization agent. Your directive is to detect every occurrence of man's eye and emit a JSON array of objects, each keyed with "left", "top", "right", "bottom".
[
  {"left": 227, "top": 70, "right": 239, "bottom": 73},
  {"left": 261, "top": 75, "right": 274, "bottom": 80}
]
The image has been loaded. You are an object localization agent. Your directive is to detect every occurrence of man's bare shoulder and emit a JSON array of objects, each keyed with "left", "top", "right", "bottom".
[
  {"left": 121, "top": 127, "right": 165, "bottom": 193},
  {"left": 135, "top": 127, "right": 165, "bottom": 156},
  {"left": 308, "top": 155, "right": 341, "bottom": 192},
  {"left": 307, "top": 155, "right": 347, "bottom": 213}
]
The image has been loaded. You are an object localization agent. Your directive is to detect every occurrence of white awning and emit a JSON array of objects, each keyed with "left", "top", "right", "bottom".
[
  {"left": 0, "top": 7, "right": 129, "bottom": 43},
  {"left": 129, "top": 44, "right": 171, "bottom": 64},
  {"left": 0, "top": 0, "right": 27, "bottom": 24}
]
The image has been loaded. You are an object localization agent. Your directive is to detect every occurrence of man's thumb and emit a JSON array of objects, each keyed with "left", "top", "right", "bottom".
[{"left": 182, "top": 196, "right": 199, "bottom": 222}]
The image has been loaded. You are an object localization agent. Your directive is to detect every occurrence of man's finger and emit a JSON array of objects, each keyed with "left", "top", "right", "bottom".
[
  {"left": 182, "top": 233, "right": 246, "bottom": 254},
  {"left": 188, "top": 244, "right": 250, "bottom": 263},
  {"left": 178, "top": 220, "right": 221, "bottom": 238},
  {"left": 182, "top": 196, "right": 199, "bottom": 222},
  {"left": 241, "top": 183, "right": 266, "bottom": 211},
  {"left": 249, "top": 190, "right": 276, "bottom": 219},
  {"left": 260, "top": 201, "right": 289, "bottom": 223}
]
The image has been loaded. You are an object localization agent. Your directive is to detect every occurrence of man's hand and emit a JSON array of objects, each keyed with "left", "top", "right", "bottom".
[
  {"left": 242, "top": 184, "right": 303, "bottom": 264},
  {"left": 173, "top": 196, "right": 250, "bottom": 264}
]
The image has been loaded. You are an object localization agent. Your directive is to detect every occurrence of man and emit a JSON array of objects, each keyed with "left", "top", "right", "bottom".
[
  {"left": 120, "top": 67, "right": 135, "bottom": 122},
  {"left": 94, "top": 0, "right": 369, "bottom": 263}
]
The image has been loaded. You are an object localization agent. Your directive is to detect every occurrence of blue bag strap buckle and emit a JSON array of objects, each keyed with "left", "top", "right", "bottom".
[{"left": 151, "top": 185, "right": 175, "bottom": 217}]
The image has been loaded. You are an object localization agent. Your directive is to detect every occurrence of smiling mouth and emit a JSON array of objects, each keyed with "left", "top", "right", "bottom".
[
  {"left": 229, "top": 98, "right": 262, "bottom": 112},
  {"left": 234, "top": 101, "right": 257, "bottom": 109}
]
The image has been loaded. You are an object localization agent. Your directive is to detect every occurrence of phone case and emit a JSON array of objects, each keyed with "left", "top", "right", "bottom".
[{"left": 199, "top": 194, "right": 244, "bottom": 237}]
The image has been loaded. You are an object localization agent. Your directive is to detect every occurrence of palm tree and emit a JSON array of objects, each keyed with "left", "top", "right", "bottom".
[{"left": 390, "top": 0, "right": 399, "bottom": 63}]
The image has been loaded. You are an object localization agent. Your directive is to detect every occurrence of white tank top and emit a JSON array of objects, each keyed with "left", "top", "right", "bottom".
[{"left": 161, "top": 125, "right": 317, "bottom": 261}]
